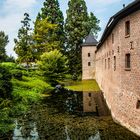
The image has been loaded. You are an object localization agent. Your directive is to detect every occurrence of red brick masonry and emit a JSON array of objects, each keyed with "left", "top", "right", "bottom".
[{"left": 95, "top": 10, "right": 140, "bottom": 136}]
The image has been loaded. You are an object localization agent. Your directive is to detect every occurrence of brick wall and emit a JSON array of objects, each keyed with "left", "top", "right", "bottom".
[{"left": 95, "top": 10, "right": 140, "bottom": 136}]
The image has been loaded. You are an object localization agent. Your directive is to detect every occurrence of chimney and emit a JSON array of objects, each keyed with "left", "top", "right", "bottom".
[{"left": 123, "top": 4, "right": 125, "bottom": 8}]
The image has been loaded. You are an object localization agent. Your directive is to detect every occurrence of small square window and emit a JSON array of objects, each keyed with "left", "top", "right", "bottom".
[
  {"left": 88, "top": 93, "right": 91, "bottom": 97},
  {"left": 88, "top": 53, "right": 90, "bottom": 57},
  {"left": 125, "top": 21, "right": 130, "bottom": 36},
  {"left": 88, "top": 62, "right": 91, "bottom": 66}
]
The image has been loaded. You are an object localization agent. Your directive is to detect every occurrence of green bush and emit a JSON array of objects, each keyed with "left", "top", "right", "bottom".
[
  {"left": 11, "top": 69, "right": 22, "bottom": 80},
  {"left": 0, "top": 64, "right": 12, "bottom": 99},
  {"left": 38, "top": 50, "right": 68, "bottom": 85}
]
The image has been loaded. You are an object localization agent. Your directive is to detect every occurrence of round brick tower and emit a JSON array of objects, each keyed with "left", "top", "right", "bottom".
[{"left": 81, "top": 34, "right": 98, "bottom": 80}]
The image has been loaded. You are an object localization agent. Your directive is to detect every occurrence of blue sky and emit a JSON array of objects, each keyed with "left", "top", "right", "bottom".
[{"left": 0, "top": 0, "right": 134, "bottom": 57}]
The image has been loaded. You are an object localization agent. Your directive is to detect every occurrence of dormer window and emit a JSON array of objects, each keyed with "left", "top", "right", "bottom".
[{"left": 125, "top": 21, "right": 130, "bottom": 37}]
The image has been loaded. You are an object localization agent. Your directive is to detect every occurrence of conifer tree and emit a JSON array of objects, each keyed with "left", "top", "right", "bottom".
[
  {"left": 0, "top": 31, "right": 9, "bottom": 62},
  {"left": 14, "top": 13, "right": 33, "bottom": 66},
  {"left": 88, "top": 12, "right": 101, "bottom": 37},
  {"left": 34, "top": 0, "right": 65, "bottom": 52},
  {"left": 65, "top": 0, "right": 100, "bottom": 79},
  {"left": 65, "top": 0, "right": 89, "bottom": 79},
  {"left": 33, "top": 18, "right": 59, "bottom": 59}
]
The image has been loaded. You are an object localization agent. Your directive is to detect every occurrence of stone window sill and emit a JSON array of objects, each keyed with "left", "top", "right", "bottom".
[
  {"left": 125, "top": 34, "right": 130, "bottom": 38},
  {"left": 125, "top": 68, "right": 131, "bottom": 71}
]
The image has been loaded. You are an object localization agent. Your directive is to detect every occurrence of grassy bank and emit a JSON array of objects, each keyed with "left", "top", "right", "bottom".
[{"left": 64, "top": 80, "right": 100, "bottom": 91}]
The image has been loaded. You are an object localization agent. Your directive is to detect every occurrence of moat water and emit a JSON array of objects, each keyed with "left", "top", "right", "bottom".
[{"left": 2, "top": 89, "right": 140, "bottom": 140}]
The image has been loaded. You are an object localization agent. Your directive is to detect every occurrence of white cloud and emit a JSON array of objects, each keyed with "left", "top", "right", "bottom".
[{"left": 0, "top": 0, "right": 38, "bottom": 56}]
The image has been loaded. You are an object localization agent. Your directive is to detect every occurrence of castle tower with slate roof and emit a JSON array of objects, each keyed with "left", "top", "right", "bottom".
[{"left": 81, "top": 34, "right": 98, "bottom": 80}]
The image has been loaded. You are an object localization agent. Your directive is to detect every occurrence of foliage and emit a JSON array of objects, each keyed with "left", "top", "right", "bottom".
[
  {"left": 11, "top": 69, "right": 22, "bottom": 80},
  {"left": 0, "top": 31, "right": 9, "bottom": 62},
  {"left": 35, "top": 0, "right": 65, "bottom": 52},
  {"left": 14, "top": 13, "right": 33, "bottom": 65},
  {"left": 33, "top": 18, "right": 60, "bottom": 59},
  {"left": 65, "top": 80, "right": 100, "bottom": 91},
  {"left": 88, "top": 12, "right": 101, "bottom": 37},
  {"left": 65, "top": 0, "right": 100, "bottom": 79},
  {"left": 0, "top": 65, "right": 13, "bottom": 134},
  {"left": 1, "top": 62, "right": 19, "bottom": 70},
  {"left": 0, "top": 64, "right": 12, "bottom": 99},
  {"left": 5, "top": 55, "right": 15, "bottom": 62},
  {"left": 38, "top": 50, "right": 68, "bottom": 85}
]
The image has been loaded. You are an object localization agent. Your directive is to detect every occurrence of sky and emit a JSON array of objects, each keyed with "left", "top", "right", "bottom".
[{"left": 0, "top": 0, "right": 134, "bottom": 57}]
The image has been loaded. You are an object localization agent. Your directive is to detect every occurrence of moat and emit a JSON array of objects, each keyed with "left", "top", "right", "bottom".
[{"left": 3, "top": 88, "right": 140, "bottom": 140}]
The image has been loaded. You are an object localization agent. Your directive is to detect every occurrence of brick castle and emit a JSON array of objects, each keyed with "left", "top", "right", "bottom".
[{"left": 82, "top": 0, "right": 140, "bottom": 136}]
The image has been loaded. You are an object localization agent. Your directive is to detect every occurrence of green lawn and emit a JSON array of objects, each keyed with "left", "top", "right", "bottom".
[{"left": 65, "top": 80, "right": 100, "bottom": 91}]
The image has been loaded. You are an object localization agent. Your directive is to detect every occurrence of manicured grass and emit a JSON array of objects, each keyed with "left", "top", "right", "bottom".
[{"left": 65, "top": 80, "right": 100, "bottom": 91}]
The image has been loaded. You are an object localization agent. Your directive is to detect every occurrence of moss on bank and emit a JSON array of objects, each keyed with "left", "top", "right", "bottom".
[{"left": 65, "top": 80, "right": 100, "bottom": 91}]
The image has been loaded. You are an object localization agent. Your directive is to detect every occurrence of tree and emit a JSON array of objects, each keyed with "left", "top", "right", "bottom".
[
  {"left": 88, "top": 12, "right": 101, "bottom": 37},
  {"left": 33, "top": 18, "right": 60, "bottom": 59},
  {"left": 0, "top": 31, "right": 9, "bottom": 62},
  {"left": 38, "top": 49, "right": 68, "bottom": 85},
  {"left": 65, "top": 0, "right": 89, "bottom": 79},
  {"left": 14, "top": 13, "right": 33, "bottom": 66},
  {"left": 65, "top": 0, "right": 100, "bottom": 79},
  {"left": 34, "top": 0, "right": 65, "bottom": 52},
  {"left": 0, "top": 64, "right": 12, "bottom": 99}
]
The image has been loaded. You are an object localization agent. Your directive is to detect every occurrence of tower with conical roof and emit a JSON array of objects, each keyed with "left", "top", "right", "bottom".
[{"left": 81, "top": 34, "right": 98, "bottom": 80}]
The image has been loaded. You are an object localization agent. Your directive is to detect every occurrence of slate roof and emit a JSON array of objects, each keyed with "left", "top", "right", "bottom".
[
  {"left": 81, "top": 34, "right": 98, "bottom": 46},
  {"left": 97, "top": 0, "right": 140, "bottom": 51}
]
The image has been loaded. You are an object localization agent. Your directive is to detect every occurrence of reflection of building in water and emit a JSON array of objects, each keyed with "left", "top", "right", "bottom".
[
  {"left": 83, "top": 91, "right": 110, "bottom": 116},
  {"left": 83, "top": 92, "right": 96, "bottom": 113}
]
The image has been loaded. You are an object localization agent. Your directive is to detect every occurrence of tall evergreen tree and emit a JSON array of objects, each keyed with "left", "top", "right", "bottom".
[
  {"left": 65, "top": 0, "right": 100, "bottom": 79},
  {"left": 34, "top": 0, "right": 65, "bottom": 52},
  {"left": 0, "top": 31, "right": 9, "bottom": 62},
  {"left": 65, "top": 0, "right": 89, "bottom": 79},
  {"left": 88, "top": 12, "right": 101, "bottom": 37},
  {"left": 14, "top": 13, "right": 33, "bottom": 66}
]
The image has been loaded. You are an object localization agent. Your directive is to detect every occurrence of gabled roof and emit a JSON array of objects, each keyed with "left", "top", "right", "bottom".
[
  {"left": 82, "top": 34, "right": 98, "bottom": 46},
  {"left": 97, "top": 0, "right": 140, "bottom": 51}
]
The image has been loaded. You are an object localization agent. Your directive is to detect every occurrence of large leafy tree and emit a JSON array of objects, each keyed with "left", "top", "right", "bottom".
[
  {"left": 0, "top": 31, "right": 9, "bottom": 62},
  {"left": 14, "top": 13, "right": 33, "bottom": 66},
  {"left": 65, "top": 0, "right": 100, "bottom": 79},
  {"left": 34, "top": 0, "right": 65, "bottom": 53}
]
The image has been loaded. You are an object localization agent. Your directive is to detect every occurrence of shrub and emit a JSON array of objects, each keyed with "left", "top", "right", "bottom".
[
  {"left": 11, "top": 69, "right": 22, "bottom": 80},
  {"left": 0, "top": 64, "right": 12, "bottom": 99},
  {"left": 38, "top": 50, "right": 68, "bottom": 85}
]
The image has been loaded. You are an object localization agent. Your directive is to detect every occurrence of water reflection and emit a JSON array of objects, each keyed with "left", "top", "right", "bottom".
[
  {"left": 10, "top": 89, "right": 140, "bottom": 140},
  {"left": 13, "top": 120, "right": 39, "bottom": 140},
  {"left": 83, "top": 92, "right": 110, "bottom": 116}
]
